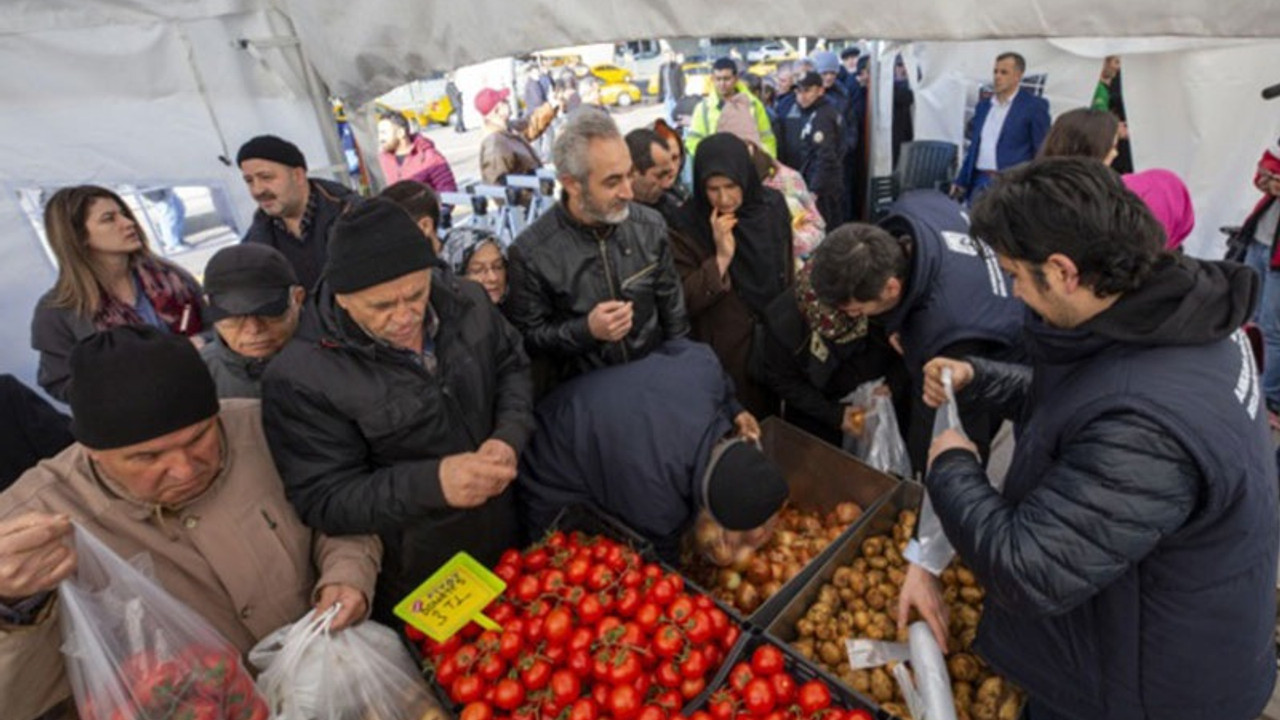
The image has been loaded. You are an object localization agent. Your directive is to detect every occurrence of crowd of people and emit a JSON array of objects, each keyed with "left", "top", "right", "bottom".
[{"left": 2, "top": 45, "right": 1279, "bottom": 720}]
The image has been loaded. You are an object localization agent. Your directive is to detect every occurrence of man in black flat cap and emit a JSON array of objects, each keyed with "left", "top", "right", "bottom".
[
  {"left": 262, "top": 198, "right": 534, "bottom": 622},
  {"left": 200, "top": 244, "right": 306, "bottom": 399},
  {"left": 238, "top": 134, "right": 356, "bottom": 290}
]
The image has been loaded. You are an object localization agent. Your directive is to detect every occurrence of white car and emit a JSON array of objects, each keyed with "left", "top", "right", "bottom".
[{"left": 747, "top": 41, "right": 793, "bottom": 63}]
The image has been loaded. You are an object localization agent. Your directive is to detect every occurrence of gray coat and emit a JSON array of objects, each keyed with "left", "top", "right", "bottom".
[{"left": 200, "top": 336, "right": 270, "bottom": 399}]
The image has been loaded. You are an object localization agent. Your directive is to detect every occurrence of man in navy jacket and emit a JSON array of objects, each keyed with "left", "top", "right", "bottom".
[{"left": 953, "top": 52, "right": 1050, "bottom": 203}]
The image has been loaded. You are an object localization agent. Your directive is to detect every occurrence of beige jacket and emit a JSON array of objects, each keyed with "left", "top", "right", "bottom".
[{"left": 0, "top": 399, "right": 382, "bottom": 720}]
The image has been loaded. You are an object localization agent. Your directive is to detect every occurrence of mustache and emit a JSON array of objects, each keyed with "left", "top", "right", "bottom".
[{"left": 254, "top": 192, "right": 277, "bottom": 202}]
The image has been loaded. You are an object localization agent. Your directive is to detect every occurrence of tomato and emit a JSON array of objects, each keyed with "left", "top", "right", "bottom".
[
  {"left": 728, "top": 663, "right": 754, "bottom": 693},
  {"left": 655, "top": 661, "right": 682, "bottom": 688},
  {"left": 564, "top": 627, "right": 593, "bottom": 653},
  {"left": 454, "top": 643, "right": 480, "bottom": 669},
  {"left": 577, "top": 593, "right": 605, "bottom": 625},
  {"left": 496, "top": 564, "right": 519, "bottom": 583},
  {"left": 678, "top": 676, "right": 706, "bottom": 700},
  {"left": 743, "top": 678, "right": 776, "bottom": 716},
  {"left": 521, "top": 659, "right": 553, "bottom": 691},
  {"left": 514, "top": 575, "right": 541, "bottom": 603},
  {"left": 616, "top": 587, "right": 641, "bottom": 617},
  {"left": 652, "top": 625, "right": 684, "bottom": 658},
  {"left": 570, "top": 698, "right": 601, "bottom": 720},
  {"left": 607, "top": 684, "right": 642, "bottom": 720},
  {"left": 174, "top": 698, "right": 221, "bottom": 720},
  {"left": 546, "top": 530, "right": 568, "bottom": 549},
  {"left": 543, "top": 569, "right": 568, "bottom": 594},
  {"left": 588, "top": 565, "right": 616, "bottom": 590},
  {"left": 619, "top": 622, "right": 645, "bottom": 648},
  {"left": 451, "top": 675, "right": 484, "bottom": 705},
  {"left": 797, "top": 681, "right": 832, "bottom": 714},
  {"left": 460, "top": 701, "right": 494, "bottom": 720},
  {"left": 525, "top": 548, "right": 550, "bottom": 571},
  {"left": 667, "top": 596, "right": 695, "bottom": 622},
  {"left": 667, "top": 575, "right": 685, "bottom": 593},
  {"left": 498, "top": 631, "right": 524, "bottom": 660},
  {"left": 693, "top": 595, "right": 713, "bottom": 610},
  {"left": 405, "top": 623, "right": 427, "bottom": 642},
  {"left": 685, "top": 611, "right": 712, "bottom": 645},
  {"left": 770, "top": 672, "right": 796, "bottom": 705},
  {"left": 621, "top": 568, "right": 643, "bottom": 588},
  {"left": 750, "top": 646, "right": 785, "bottom": 677},
  {"left": 608, "top": 650, "right": 642, "bottom": 686},
  {"left": 568, "top": 649, "right": 593, "bottom": 677},
  {"left": 679, "top": 649, "right": 707, "bottom": 679},
  {"left": 596, "top": 616, "right": 624, "bottom": 642},
  {"left": 591, "top": 542, "right": 612, "bottom": 562},
  {"left": 707, "top": 608, "right": 729, "bottom": 635},
  {"left": 845, "top": 710, "right": 874, "bottom": 720},
  {"left": 633, "top": 671, "right": 653, "bottom": 698},
  {"left": 721, "top": 625, "right": 741, "bottom": 651},
  {"left": 648, "top": 578, "right": 675, "bottom": 606},
  {"left": 689, "top": 712, "right": 713, "bottom": 720},
  {"left": 500, "top": 549, "right": 523, "bottom": 568},
  {"left": 545, "top": 643, "right": 567, "bottom": 664},
  {"left": 566, "top": 557, "right": 592, "bottom": 585},
  {"left": 592, "top": 682, "right": 611, "bottom": 708},
  {"left": 550, "top": 669, "right": 582, "bottom": 707},
  {"left": 707, "top": 692, "right": 735, "bottom": 720},
  {"left": 634, "top": 602, "right": 661, "bottom": 631},
  {"left": 488, "top": 602, "right": 516, "bottom": 625},
  {"left": 637, "top": 706, "right": 668, "bottom": 720},
  {"left": 476, "top": 654, "right": 506, "bottom": 682},
  {"left": 433, "top": 656, "right": 460, "bottom": 687},
  {"left": 642, "top": 563, "right": 663, "bottom": 579},
  {"left": 493, "top": 678, "right": 525, "bottom": 711},
  {"left": 544, "top": 607, "right": 574, "bottom": 645},
  {"left": 604, "top": 544, "right": 629, "bottom": 571},
  {"left": 526, "top": 615, "right": 546, "bottom": 643}
]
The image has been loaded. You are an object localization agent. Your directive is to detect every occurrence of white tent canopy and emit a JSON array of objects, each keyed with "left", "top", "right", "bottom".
[{"left": 3, "top": 0, "right": 1280, "bottom": 394}]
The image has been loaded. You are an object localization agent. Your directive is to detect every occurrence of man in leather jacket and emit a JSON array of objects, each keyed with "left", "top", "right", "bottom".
[
  {"left": 903, "top": 158, "right": 1278, "bottom": 720},
  {"left": 507, "top": 109, "right": 689, "bottom": 389}
]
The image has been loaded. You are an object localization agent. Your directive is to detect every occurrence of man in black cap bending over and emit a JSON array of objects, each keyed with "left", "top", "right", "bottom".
[
  {"left": 0, "top": 326, "right": 380, "bottom": 720},
  {"left": 238, "top": 134, "right": 356, "bottom": 290},
  {"left": 201, "top": 244, "right": 306, "bottom": 399},
  {"left": 518, "top": 338, "right": 784, "bottom": 561},
  {"left": 262, "top": 198, "right": 534, "bottom": 622}
]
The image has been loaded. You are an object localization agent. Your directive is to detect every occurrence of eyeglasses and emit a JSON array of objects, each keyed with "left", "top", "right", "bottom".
[
  {"left": 467, "top": 260, "right": 507, "bottom": 279},
  {"left": 218, "top": 308, "right": 294, "bottom": 330}
]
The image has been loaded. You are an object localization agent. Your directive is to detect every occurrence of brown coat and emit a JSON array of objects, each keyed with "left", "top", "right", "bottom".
[{"left": 0, "top": 399, "right": 382, "bottom": 720}]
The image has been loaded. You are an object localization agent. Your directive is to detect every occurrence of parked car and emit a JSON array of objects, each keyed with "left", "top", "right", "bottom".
[
  {"left": 682, "top": 61, "right": 712, "bottom": 96},
  {"left": 600, "top": 81, "right": 642, "bottom": 107},
  {"left": 590, "top": 63, "right": 633, "bottom": 85},
  {"left": 747, "top": 41, "right": 795, "bottom": 63}
]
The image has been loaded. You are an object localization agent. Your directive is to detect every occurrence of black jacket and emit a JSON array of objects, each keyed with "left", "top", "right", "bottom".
[
  {"left": 0, "top": 375, "right": 73, "bottom": 491},
  {"left": 929, "top": 257, "right": 1278, "bottom": 720},
  {"left": 760, "top": 292, "right": 907, "bottom": 445},
  {"left": 778, "top": 97, "right": 844, "bottom": 198},
  {"left": 261, "top": 271, "right": 534, "bottom": 621},
  {"left": 242, "top": 178, "right": 356, "bottom": 292},
  {"left": 506, "top": 202, "right": 689, "bottom": 383}
]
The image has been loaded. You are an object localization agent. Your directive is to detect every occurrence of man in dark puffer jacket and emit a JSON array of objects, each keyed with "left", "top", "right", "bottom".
[{"left": 905, "top": 157, "right": 1278, "bottom": 720}]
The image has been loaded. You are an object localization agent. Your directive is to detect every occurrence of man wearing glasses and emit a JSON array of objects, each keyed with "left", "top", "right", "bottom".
[{"left": 200, "top": 244, "right": 306, "bottom": 398}]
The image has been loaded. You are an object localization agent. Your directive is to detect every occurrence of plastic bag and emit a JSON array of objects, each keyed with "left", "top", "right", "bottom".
[
  {"left": 840, "top": 379, "right": 912, "bottom": 478},
  {"left": 57, "top": 524, "right": 269, "bottom": 720},
  {"left": 250, "top": 605, "right": 445, "bottom": 720},
  {"left": 687, "top": 507, "right": 778, "bottom": 567},
  {"left": 905, "top": 368, "right": 967, "bottom": 575},
  {"left": 847, "top": 622, "right": 957, "bottom": 720}
]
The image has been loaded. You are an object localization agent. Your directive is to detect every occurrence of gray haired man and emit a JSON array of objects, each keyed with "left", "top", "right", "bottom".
[{"left": 506, "top": 109, "right": 689, "bottom": 391}]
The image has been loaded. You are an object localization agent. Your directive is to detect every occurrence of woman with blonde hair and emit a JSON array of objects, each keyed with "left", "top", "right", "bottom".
[{"left": 31, "top": 185, "right": 204, "bottom": 402}]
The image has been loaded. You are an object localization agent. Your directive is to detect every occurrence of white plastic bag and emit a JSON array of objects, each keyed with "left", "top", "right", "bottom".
[
  {"left": 902, "top": 368, "right": 966, "bottom": 575},
  {"left": 840, "top": 379, "right": 912, "bottom": 478},
  {"left": 250, "top": 606, "right": 445, "bottom": 720},
  {"left": 847, "top": 622, "right": 957, "bottom": 720},
  {"left": 58, "top": 524, "right": 268, "bottom": 720}
]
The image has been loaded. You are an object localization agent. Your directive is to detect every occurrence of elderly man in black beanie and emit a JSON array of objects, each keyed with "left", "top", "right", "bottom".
[
  {"left": 262, "top": 198, "right": 534, "bottom": 623},
  {"left": 238, "top": 133, "right": 356, "bottom": 290},
  {"left": 0, "top": 326, "right": 380, "bottom": 720},
  {"left": 518, "top": 339, "right": 783, "bottom": 561}
]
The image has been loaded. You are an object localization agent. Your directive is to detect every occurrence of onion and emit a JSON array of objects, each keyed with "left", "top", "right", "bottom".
[
  {"left": 731, "top": 546, "right": 754, "bottom": 572},
  {"left": 718, "top": 568, "right": 743, "bottom": 590}
]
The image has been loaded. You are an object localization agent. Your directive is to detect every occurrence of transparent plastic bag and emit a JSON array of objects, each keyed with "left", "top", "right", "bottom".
[
  {"left": 687, "top": 507, "right": 779, "bottom": 568},
  {"left": 57, "top": 524, "right": 269, "bottom": 720},
  {"left": 840, "top": 379, "right": 912, "bottom": 478},
  {"left": 250, "top": 606, "right": 445, "bottom": 720},
  {"left": 846, "top": 622, "right": 957, "bottom": 720},
  {"left": 906, "top": 368, "right": 966, "bottom": 575}
]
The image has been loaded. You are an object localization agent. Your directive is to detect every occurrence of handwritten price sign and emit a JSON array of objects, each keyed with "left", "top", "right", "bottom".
[{"left": 394, "top": 552, "right": 506, "bottom": 642}]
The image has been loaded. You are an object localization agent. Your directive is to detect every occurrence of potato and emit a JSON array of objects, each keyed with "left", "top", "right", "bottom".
[
  {"left": 819, "top": 640, "right": 845, "bottom": 666},
  {"left": 977, "top": 677, "right": 1004, "bottom": 704},
  {"left": 880, "top": 702, "right": 911, "bottom": 720},
  {"left": 948, "top": 652, "right": 981, "bottom": 682},
  {"left": 850, "top": 669, "right": 871, "bottom": 693},
  {"left": 870, "top": 667, "right": 896, "bottom": 703},
  {"left": 793, "top": 638, "right": 816, "bottom": 660},
  {"left": 997, "top": 693, "right": 1021, "bottom": 720}
]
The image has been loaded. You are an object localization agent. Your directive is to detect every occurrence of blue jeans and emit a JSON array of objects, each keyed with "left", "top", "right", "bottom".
[{"left": 1244, "top": 241, "right": 1280, "bottom": 410}]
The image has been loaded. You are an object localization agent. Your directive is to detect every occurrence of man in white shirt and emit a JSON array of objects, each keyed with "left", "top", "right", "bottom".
[{"left": 953, "top": 52, "right": 1050, "bottom": 203}]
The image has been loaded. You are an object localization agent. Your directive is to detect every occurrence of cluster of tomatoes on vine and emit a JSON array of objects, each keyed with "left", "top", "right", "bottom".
[
  {"left": 692, "top": 643, "right": 874, "bottom": 720},
  {"left": 406, "top": 531, "right": 741, "bottom": 720}
]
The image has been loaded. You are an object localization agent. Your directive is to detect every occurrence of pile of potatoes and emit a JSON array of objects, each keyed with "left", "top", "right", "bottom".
[
  {"left": 683, "top": 502, "right": 863, "bottom": 615},
  {"left": 790, "top": 509, "right": 1023, "bottom": 720}
]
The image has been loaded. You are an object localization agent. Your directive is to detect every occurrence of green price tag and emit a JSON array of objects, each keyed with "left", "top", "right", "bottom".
[{"left": 393, "top": 552, "right": 507, "bottom": 642}]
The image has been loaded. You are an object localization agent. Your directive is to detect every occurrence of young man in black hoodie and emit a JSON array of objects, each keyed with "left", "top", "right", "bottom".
[{"left": 903, "top": 157, "right": 1278, "bottom": 720}]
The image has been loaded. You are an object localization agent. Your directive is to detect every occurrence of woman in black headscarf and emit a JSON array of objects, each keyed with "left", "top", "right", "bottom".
[{"left": 672, "top": 132, "right": 794, "bottom": 418}]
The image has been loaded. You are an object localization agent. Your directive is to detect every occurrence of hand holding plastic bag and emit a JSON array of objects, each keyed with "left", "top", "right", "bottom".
[
  {"left": 57, "top": 524, "right": 268, "bottom": 720},
  {"left": 847, "top": 622, "right": 957, "bottom": 720},
  {"left": 840, "top": 379, "right": 912, "bottom": 478},
  {"left": 250, "top": 605, "right": 446, "bottom": 720}
]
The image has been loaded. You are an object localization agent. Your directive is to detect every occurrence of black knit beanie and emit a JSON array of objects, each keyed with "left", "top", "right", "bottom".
[
  {"left": 704, "top": 439, "right": 789, "bottom": 530},
  {"left": 325, "top": 198, "right": 435, "bottom": 293},
  {"left": 236, "top": 134, "right": 307, "bottom": 169},
  {"left": 69, "top": 326, "right": 219, "bottom": 450}
]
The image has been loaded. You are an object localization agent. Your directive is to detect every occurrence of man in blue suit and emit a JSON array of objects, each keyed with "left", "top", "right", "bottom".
[{"left": 953, "top": 52, "right": 1050, "bottom": 203}]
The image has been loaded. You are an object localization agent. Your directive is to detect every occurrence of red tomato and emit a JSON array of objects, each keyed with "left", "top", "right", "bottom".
[
  {"left": 577, "top": 593, "right": 605, "bottom": 625},
  {"left": 634, "top": 602, "right": 661, "bottom": 631},
  {"left": 545, "top": 643, "right": 567, "bottom": 664},
  {"left": 568, "top": 649, "right": 593, "bottom": 678},
  {"left": 616, "top": 588, "right": 641, "bottom": 617},
  {"left": 460, "top": 701, "right": 494, "bottom": 720},
  {"left": 692, "top": 595, "right": 713, "bottom": 610},
  {"left": 770, "top": 672, "right": 797, "bottom": 705},
  {"left": 667, "top": 575, "right": 685, "bottom": 593},
  {"left": 405, "top": 623, "right": 427, "bottom": 642},
  {"left": 451, "top": 675, "right": 484, "bottom": 705},
  {"left": 656, "top": 661, "right": 682, "bottom": 688},
  {"left": 521, "top": 659, "right": 553, "bottom": 691},
  {"left": 689, "top": 712, "right": 713, "bottom": 720},
  {"left": 566, "top": 557, "right": 592, "bottom": 585},
  {"left": 493, "top": 678, "right": 525, "bottom": 711},
  {"left": 678, "top": 676, "right": 706, "bottom": 700},
  {"left": 679, "top": 649, "right": 707, "bottom": 679},
  {"left": 619, "top": 622, "right": 645, "bottom": 648},
  {"left": 604, "top": 544, "right": 628, "bottom": 571},
  {"left": 685, "top": 611, "right": 712, "bottom": 645},
  {"left": 797, "top": 681, "right": 832, "bottom": 714},
  {"left": 750, "top": 645, "right": 785, "bottom": 677},
  {"left": 707, "top": 693, "right": 735, "bottom": 720},
  {"left": 667, "top": 596, "right": 695, "bottom": 622},
  {"left": 637, "top": 706, "right": 668, "bottom": 720},
  {"left": 607, "top": 684, "right": 642, "bottom": 720},
  {"left": 544, "top": 607, "right": 574, "bottom": 645},
  {"left": 570, "top": 698, "right": 601, "bottom": 720},
  {"left": 721, "top": 625, "right": 741, "bottom": 651},
  {"left": 496, "top": 564, "right": 519, "bottom": 583},
  {"left": 707, "top": 608, "right": 729, "bottom": 635},
  {"left": 568, "top": 627, "right": 595, "bottom": 653},
  {"left": 655, "top": 690, "right": 683, "bottom": 710},
  {"left": 546, "top": 531, "right": 568, "bottom": 549},
  {"left": 642, "top": 563, "right": 663, "bottom": 579},
  {"left": 608, "top": 650, "right": 643, "bottom": 686},
  {"left": 500, "top": 549, "right": 523, "bottom": 568},
  {"left": 174, "top": 698, "right": 221, "bottom": 720},
  {"left": 434, "top": 656, "right": 460, "bottom": 687},
  {"left": 742, "top": 678, "right": 776, "bottom": 716},
  {"left": 588, "top": 565, "right": 616, "bottom": 590},
  {"left": 845, "top": 710, "right": 874, "bottom": 720},
  {"left": 652, "top": 625, "right": 684, "bottom": 658},
  {"left": 550, "top": 669, "right": 582, "bottom": 707},
  {"left": 592, "top": 682, "right": 611, "bottom": 708},
  {"left": 499, "top": 631, "right": 523, "bottom": 660},
  {"left": 515, "top": 575, "right": 541, "bottom": 603},
  {"left": 621, "top": 569, "right": 643, "bottom": 588},
  {"left": 648, "top": 579, "right": 675, "bottom": 606},
  {"left": 525, "top": 548, "right": 550, "bottom": 571},
  {"left": 488, "top": 602, "right": 516, "bottom": 625},
  {"left": 596, "top": 616, "right": 624, "bottom": 642},
  {"left": 543, "top": 569, "right": 568, "bottom": 594},
  {"left": 633, "top": 672, "right": 653, "bottom": 698},
  {"left": 728, "top": 662, "right": 754, "bottom": 693},
  {"left": 476, "top": 654, "right": 506, "bottom": 682}
]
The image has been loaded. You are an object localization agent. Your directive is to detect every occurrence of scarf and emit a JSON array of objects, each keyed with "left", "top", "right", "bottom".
[
  {"left": 795, "top": 261, "right": 866, "bottom": 345},
  {"left": 93, "top": 255, "right": 204, "bottom": 336}
]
